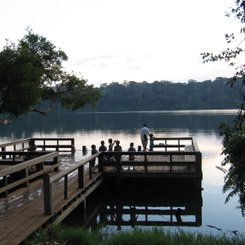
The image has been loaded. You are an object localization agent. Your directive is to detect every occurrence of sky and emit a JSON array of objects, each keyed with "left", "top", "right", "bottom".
[{"left": 0, "top": 0, "right": 242, "bottom": 86}]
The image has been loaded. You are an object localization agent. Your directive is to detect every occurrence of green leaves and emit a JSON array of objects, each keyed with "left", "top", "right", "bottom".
[
  {"left": 219, "top": 116, "right": 245, "bottom": 216},
  {"left": 0, "top": 29, "right": 100, "bottom": 119},
  {"left": 58, "top": 74, "right": 100, "bottom": 111}
]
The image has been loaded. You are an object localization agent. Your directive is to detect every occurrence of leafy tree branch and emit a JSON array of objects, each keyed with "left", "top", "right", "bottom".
[{"left": 0, "top": 29, "right": 100, "bottom": 121}]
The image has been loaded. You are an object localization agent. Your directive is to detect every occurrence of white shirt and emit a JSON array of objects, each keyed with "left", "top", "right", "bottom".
[{"left": 140, "top": 126, "right": 150, "bottom": 140}]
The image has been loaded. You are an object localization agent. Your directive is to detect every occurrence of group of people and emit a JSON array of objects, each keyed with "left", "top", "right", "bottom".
[
  {"left": 91, "top": 124, "right": 154, "bottom": 158},
  {"left": 91, "top": 139, "right": 136, "bottom": 154}
]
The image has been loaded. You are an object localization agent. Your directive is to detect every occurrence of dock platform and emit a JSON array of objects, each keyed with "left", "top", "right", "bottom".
[{"left": 0, "top": 137, "right": 202, "bottom": 244}]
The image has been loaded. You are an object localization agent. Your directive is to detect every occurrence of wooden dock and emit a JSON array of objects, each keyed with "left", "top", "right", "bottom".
[
  {"left": 0, "top": 154, "right": 103, "bottom": 244},
  {"left": 100, "top": 137, "right": 202, "bottom": 190},
  {"left": 0, "top": 137, "right": 202, "bottom": 244}
]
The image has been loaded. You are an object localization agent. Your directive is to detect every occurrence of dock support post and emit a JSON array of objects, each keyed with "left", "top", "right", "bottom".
[
  {"left": 78, "top": 165, "right": 85, "bottom": 188},
  {"left": 116, "top": 154, "right": 121, "bottom": 173},
  {"left": 89, "top": 161, "right": 92, "bottom": 179},
  {"left": 24, "top": 168, "right": 29, "bottom": 187},
  {"left": 54, "top": 155, "right": 59, "bottom": 172},
  {"left": 2, "top": 176, "right": 8, "bottom": 197},
  {"left": 83, "top": 199, "right": 87, "bottom": 221},
  {"left": 64, "top": 175, "right": 68, "bottom": 199},
  {"left": 71, "top": 138, "right": 76, "bottom": 155},
  {"left": 43, "top": 173, "right": 53, "bottom": 215},
  {"left": 98, "top": 154, "right": 103, "bottom": 172},
  {"left": 1, "top": 147, "right": 6, "bottom": 159},
  {"left": 82, "top": 146, "right": 87, "bottom": 155},
  {"left": 170, "top": 155, "right": 173, "bottom": 172},
  {"left": 196, "top": 152, "right": 202, "bottom": 189},
  {"left": 196, "top": 152, "right": 202, "bottom": 174},
  {"left": 144, "top": 154, "right": 147, "bottom": 172}
]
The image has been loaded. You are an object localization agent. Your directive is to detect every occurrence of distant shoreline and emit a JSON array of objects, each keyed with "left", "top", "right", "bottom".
[{"left": 73, "top": 109, "right": 239, "bottom": 115}]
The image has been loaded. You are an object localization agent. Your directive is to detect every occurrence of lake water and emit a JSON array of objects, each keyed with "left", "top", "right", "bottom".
[{"left": 0, "top": 109, "right": 244, "bottom": 236}]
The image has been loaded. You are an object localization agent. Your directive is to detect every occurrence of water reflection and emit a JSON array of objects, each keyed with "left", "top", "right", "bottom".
[
  {"left": 0, "top": 110, "right": 237, "bottom": 140},
  {"left": 64, "top": 189, "right": 202, "bottom": 231}
]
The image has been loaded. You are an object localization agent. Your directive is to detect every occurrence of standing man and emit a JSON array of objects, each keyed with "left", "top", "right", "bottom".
[{"left": 140, "top": 124, "right": 150, "bottom": 151}]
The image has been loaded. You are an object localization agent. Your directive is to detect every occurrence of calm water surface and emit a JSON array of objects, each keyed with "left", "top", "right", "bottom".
[{"left": 0, "top": 109, "right": 244, "bottom": 236}]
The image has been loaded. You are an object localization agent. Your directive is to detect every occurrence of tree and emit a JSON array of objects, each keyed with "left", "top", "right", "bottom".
[
  {"left": 0, "top": 29, "right": 100, "bottom": 122},
  {"left": 202, "top": 1, "right": 245, "bottom": 215}
]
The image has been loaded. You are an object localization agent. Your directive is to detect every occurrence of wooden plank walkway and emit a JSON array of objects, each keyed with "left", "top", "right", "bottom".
[{"left": 0, "top": 157, "right": 103, "bottom": 245}]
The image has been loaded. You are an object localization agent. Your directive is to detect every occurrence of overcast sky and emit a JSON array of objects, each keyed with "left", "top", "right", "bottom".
[{"left": 0, "top": 0, "right": 242, "bottom": 86}]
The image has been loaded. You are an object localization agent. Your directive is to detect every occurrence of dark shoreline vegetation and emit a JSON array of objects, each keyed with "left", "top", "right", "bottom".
[
  {"left": 34, "top": 77, "right": 245, "bottom": 114},
  {"left": 76, "top": 78, "right": 244, "bottom": 112},
  {"left": 26, "top": 225, "right": 245, "bottom": 245}
]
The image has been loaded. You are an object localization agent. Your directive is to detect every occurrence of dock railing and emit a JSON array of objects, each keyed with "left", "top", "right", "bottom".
[
  {"left": 0, "top": 137, "right": 75, "bottom": 154},
  {"left": 153, "top": 137, "right": 197, "bottom": 151},
  {"left": 0, "top": 138, "right": 31, "bottom": 154},
  {"left": 0, "top": 151, "right": 59, "bottom": 197},
  {"left": 99, "top": 148, "right": 201, "bottom": 176},
  {"left": 32, "top": 138, "right": 75, "bottom": 153},
  {"left": 43, "top": 153, "right": 101, "bottom": 215}
]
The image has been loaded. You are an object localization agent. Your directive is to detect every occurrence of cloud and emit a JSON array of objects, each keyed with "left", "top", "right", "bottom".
[{"left": 0, "top": 0, "right": 241, "bottom": 86}]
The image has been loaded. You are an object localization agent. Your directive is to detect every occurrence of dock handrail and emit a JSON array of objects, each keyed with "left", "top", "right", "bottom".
[
  {"left": 0, "top": 137, "right": 75, "bottom": 154},
  {"left": 152, "top": 137, "right": 197, "bottom": 151},
  {"left": 0, "top": 151, "right": 54, "bottom": 161},
  {"left": 43, "top": 152, "right": 100, "bottom": 215},
  {"left": 0, "top": 138, "right": 31, "bottom": 152},
  {"left": 0, "top": 151, "right": 59, "bottom": 197},
  {"left": 100, "top": 150, "right": 202, "bottom": 175},
  {"left": 32, "top": 137, "right": 75, "bottom": 153}
]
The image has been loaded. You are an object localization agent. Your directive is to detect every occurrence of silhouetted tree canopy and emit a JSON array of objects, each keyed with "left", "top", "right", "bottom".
[
  {"left": 0, "top": 29, "right": 100, "bottom": 121},
  {"left": 78, "top": 78, "right": 244, "bottom": 112}
]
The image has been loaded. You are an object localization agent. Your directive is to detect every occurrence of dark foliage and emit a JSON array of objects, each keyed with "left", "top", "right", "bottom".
[{"left": 78, "top": 78, "right": 244, "bottom": 112}]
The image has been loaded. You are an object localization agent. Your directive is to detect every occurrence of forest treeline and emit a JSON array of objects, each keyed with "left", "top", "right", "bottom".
[{"left": 76, "top": 77, "right": 244, "bottom": 112}]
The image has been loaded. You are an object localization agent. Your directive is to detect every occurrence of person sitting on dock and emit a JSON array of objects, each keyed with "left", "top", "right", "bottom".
[
  {"left": 128, "top": 142, "right": 136, "bottom": 170},
  {"left": 128, "top": 142, "right": 136, "bottom": 161},
  {"left": 140, "top": 124, "right": 150, "bottom": 151},
  {"left": 99, "top": 140, "right": 107, "bottom": 152}
]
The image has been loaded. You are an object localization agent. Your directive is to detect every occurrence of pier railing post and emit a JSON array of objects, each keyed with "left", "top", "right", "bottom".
[
  {"left": 64, "top": 175, "right": 68, "bottom": 199},
  {"left": 82, "top": 146, "right": 87, "bottom": 155},
  {"left": 89, "top": 160, "right": 92, "bottom": 179},
  {"left": 1, "top": 147, "right": 6, "bottom": 159},
  {"left": 170, "top": 154, "right": 173, "bottom": 172},
  {"left": 3, "top": 176, "right": 8, "bottom": 197},
  {"left": 116, "top": 153, "right": 121, "bottom": 173},
  {"left": 196, "top": 152, "right": 202, "bottom": 174},
  {"left": 78, "top": 165, "right": 85, "bottom": 188},
  {"left": 144, "top": 153, "right": 147, "bottom": 172},
  {"left": 195, "top": 152, "right": 202, "bottom": 189},
  {"left": 71, "top": 139, "right": 76, "bottom": 155},
  {"left": 54, "top": 155, "right": 59, "bottom": 171},
  {"left": 98, "top": 154, "right": 103, "bottom": 172},
  {"left": 43, "top": 173, "right": 53, "bottom": 215}
]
